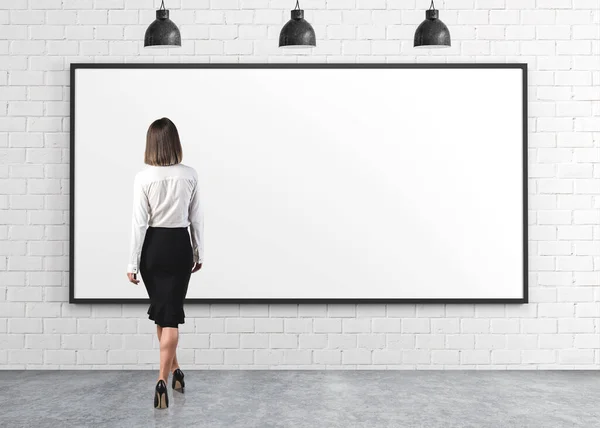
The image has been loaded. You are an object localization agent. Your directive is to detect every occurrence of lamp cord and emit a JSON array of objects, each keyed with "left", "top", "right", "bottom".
[
  {"left": 160, "top": 0, "right": 165, "bottom": 10},
  {"left": 294, "top": 0, "right": 300, "bottom": 10},
  {"left": 429, "top": 0, "right": 435, "bottom": 9}
]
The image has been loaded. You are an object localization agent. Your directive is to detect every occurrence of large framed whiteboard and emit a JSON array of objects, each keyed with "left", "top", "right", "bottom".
[{"left": 70, "top": 64, "right": 528, "bottom": 303}]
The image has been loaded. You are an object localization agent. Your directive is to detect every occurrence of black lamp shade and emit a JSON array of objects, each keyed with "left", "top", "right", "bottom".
[
  {"left": 279, "top": 9, "right": 316, "bottom": 47},
  {"left": 144, "top": 9, "right": 181, "bottom": 48},
  {"left": 414, "top": 9, "right": 451, "bottom": 48}
]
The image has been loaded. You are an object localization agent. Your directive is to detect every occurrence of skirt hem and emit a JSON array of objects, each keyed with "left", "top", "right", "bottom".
[{"left": 147, "top": 303, "right": 186, "bottom": 328}]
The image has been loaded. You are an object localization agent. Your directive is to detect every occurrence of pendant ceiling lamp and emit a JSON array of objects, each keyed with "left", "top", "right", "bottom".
[
  {"left": 414, "top": 0, "right": 451, "bottom": 48},
  {"left": 144, "top": 0, "right": 181, "bottom": 48},
  {"left": 279, "top": 0, "right": 316, "bottom": 48}
]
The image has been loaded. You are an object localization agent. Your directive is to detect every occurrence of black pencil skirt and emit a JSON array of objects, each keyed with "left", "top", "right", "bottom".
[{"left": 140, "top": 226, "right": 194, "bottom": 328}]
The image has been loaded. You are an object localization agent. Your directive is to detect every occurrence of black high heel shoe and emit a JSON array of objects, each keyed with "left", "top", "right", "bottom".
[
  {"left": 154, "top": 379, "right": 168, "bottom": 409},
  {"left": 172, "top": 368, "right": 185, "bottom": 393}
]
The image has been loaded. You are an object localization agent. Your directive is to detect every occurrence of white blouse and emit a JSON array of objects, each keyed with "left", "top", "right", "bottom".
[{"left": 126, "top": 163, "right": 204, "bottom": 274}]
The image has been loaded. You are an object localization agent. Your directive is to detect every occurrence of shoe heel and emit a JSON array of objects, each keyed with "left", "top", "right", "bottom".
[
  {"left": 172, "top": 368, "right": 185, "bottom": 393},
  {"left": 155, "top": 391, "right": 167, "bottom": 409},
  {"left": 173, "top": 379, "right": 185, "bottom": 392},
  {"left": 154, "top": 380, "right": 169, "bottom": 409}
]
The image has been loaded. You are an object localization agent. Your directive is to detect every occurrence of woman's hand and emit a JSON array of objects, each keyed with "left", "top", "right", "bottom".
[
  {"left": 191, "top": 262, "right": 202, "bottom": 273},
  {"left": 127, "top": 272, "right": 140, "bottom": 284}
]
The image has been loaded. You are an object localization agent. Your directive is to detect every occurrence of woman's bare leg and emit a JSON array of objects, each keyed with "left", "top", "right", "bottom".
[
  {"left": 156, "top": 325, "right": 180, "bottom": 372},
  {"left": 158, "top": 327, "right": 179, "bottom": 382}
]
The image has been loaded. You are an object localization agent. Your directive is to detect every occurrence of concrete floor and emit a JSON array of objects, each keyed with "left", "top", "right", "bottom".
[{"left": 0, "top": 371, "right": 598, "bottom": 428}]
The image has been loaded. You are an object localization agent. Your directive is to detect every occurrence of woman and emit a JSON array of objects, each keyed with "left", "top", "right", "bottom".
[{"left": 126, "top": 117, "right": 204, "bottom": 409}]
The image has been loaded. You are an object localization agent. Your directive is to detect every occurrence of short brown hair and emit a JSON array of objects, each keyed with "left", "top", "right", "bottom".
[{"left": 144, "top": 117, "right": 183, "bottom": 166}]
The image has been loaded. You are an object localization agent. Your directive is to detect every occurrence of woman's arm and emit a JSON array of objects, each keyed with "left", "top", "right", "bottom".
[
  {"left": 189, "top": 177, "right": 204, "bottom": 265},
  {"left": 126, "top": 173, "right": 149, "bottom": 274}
]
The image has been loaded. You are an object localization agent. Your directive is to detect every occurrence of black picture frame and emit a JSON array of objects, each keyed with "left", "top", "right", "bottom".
[{"left": 69, "top": 63, "right": 528, "bottom": 305}]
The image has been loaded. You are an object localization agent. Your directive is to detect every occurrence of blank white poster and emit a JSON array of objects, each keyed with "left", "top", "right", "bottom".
[{"left": 71, "top": 65, "right": 526, "bottom": 301}]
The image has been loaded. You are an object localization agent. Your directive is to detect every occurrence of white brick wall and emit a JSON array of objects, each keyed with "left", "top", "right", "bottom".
[{"left": 0, "top": 1, "right": 599, "bottom": 369}]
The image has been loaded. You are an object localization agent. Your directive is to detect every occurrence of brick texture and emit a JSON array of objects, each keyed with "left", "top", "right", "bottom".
[{"left": 0, "top": 2, "right": 598, "bottom": 369}]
